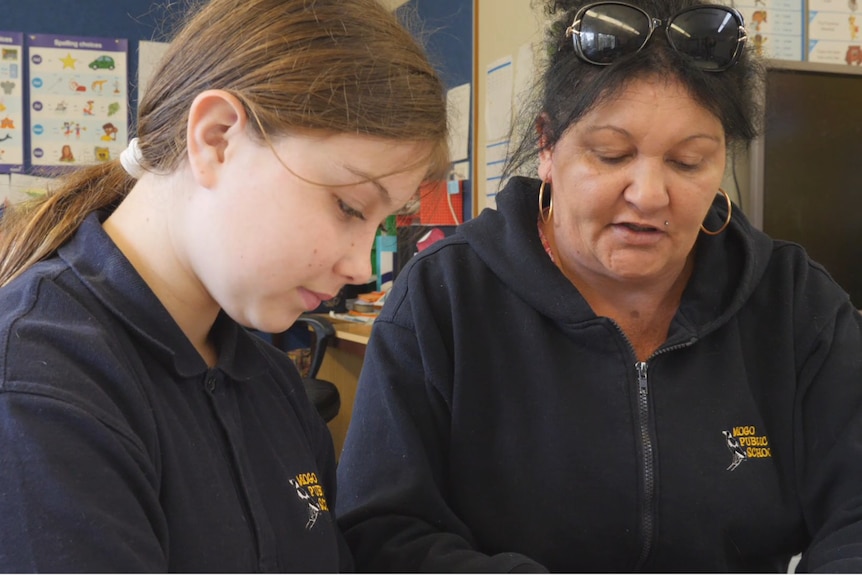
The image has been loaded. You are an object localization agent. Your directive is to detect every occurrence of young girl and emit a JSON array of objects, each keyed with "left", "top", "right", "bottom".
[{"left": 0, "top": 0, "right": 448, "bottom": 570}]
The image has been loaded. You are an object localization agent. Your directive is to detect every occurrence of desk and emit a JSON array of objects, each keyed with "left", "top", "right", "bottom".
[{"left": 315, "top": 318, "right": 372, "bottom": 458}]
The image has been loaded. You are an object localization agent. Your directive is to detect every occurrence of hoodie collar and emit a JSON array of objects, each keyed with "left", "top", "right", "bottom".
[{"left": 458, "top": 177, "right": 773, "bottom": 339}]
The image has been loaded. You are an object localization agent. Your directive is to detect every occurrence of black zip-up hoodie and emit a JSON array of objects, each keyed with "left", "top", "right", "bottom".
[{"left": 337, "top": 176, "right": 862, "bottom": 572}]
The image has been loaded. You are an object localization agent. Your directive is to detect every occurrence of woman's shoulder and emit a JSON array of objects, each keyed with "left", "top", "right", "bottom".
[
  {"left": 746, "top": 238, "right": 857, "bottom": 334},
  {"left": 765, "top": 239, "right": 849, "bottom": 298}
]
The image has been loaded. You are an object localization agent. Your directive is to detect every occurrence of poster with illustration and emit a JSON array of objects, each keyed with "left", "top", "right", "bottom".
[
  {"left": 0, "top": 32, "right": 24, "bottom": 173},
  {"left": 730, "top": 0, "right": 804, "bottom": 61},
  {"left": 27, "top": 34, "right": 127, "bottom": 170},
  {"left": 808, "top": 0, "right": 862, "bottom": 64}
]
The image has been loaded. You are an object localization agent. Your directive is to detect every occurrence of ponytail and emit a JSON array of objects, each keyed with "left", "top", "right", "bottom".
[{"left": 0, "top": 162, "right": 133, "bottom": 287}]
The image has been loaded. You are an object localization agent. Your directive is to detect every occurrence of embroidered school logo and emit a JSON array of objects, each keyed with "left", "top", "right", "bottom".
[
  {"left": 721, "top": 426, "right": 772, "bottom": 471},
  {"left": 289, "top": 472, "right": 329, "bottom": 530}
]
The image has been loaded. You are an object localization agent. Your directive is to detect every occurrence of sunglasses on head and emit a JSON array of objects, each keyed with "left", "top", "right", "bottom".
[{"left": 565, "top": 1, "right": 747, "bottom": 72}]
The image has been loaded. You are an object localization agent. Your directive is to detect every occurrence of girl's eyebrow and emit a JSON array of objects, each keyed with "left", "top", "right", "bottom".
[{"left": 343, "top": 165, "right": 393, "bottom": 207}]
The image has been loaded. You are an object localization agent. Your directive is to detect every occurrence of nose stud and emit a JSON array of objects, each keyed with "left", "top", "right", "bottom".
[{"left": 664, "top": 221, "right": 669, "bottom": 227}]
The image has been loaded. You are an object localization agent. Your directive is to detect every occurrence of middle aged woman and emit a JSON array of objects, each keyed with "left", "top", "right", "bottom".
[{"left": 336, "top": 0, "right": 862, "bottom": 572}]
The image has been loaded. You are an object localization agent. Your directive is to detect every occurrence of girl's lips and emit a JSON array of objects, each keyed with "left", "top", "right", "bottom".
[{"left": 299, "top": 289, "right": 335, "bottom": 311}]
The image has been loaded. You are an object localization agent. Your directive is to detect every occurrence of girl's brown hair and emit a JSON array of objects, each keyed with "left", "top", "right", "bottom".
[{"left": 0, "top": 0, "right": 449, "bottom": 286}]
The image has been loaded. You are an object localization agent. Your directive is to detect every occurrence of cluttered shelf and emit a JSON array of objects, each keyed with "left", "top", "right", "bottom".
[
  {"left": 324, "top": 289, "right": 387, "bottom": 329},
  {"left": 327, "top": 320, "right": 372, "bottom": 345},
  {"left": 306, "top": 313, "right": 372, "bottom": 346}
]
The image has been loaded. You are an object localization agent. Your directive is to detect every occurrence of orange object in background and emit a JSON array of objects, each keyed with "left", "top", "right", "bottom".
[
  {"left": 419, "top": 180, "right": 462, "bottom": 226},
  {"left": 358, "top": 291, "right": 386, "bottom": 303}
]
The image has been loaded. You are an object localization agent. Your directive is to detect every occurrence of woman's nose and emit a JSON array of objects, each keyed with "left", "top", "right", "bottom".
[{"left": 624, "top": 161, "right": 670, "bottom": 211}]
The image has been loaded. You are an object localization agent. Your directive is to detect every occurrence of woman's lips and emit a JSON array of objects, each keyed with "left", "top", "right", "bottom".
[{"left": 611, "top": 222, "right": 666, "bottom": 245}]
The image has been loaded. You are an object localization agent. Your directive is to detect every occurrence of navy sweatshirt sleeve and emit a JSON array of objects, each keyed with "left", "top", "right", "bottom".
[
  {"left": 337, "top": 316, "right": 547, "bottom": 573},
  {"left": 0, "top": 385, "right": 168, "bottom": 571},
  {"left": 796, "top": 301, "right": 862, "bottom": 573}
]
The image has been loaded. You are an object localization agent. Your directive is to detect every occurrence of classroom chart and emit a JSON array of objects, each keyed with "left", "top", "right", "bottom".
[
  {"left": 731, "top": 0, "right": 805, "bottom": 61},
  {"left": 0, "top": 32, "right": 24, "bottom": 173},
  {"left": 27, "top": 33, "right": 128, "bottom": 169},
  {"left": 808, "top": 0, "right": 862, "bottom": 64}
]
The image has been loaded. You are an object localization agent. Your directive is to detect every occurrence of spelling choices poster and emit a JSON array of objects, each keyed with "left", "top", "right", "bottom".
[{"left": 27, "top": 33, "right": 127, "bottom": 170}]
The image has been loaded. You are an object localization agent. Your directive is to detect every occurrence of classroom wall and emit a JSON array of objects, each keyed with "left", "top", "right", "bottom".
[
  {"left": 400, "top": 0, "right": 472, "bottom": 90},
  {"left": 5, "top": 1, "right": 745, "bottom": 206},
  {"left": 4, "top": 0, "right": 469, "bottom": 178},
  {"left": 474, "top": 0, "right": 547, "bottom": 215},
  {"left": 399, "top": 0, "right": 474, "bottom": 222}
]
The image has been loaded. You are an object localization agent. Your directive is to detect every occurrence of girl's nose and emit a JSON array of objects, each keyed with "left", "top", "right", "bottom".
[{"left": 334, "top": 236, "right": 374, "bottom": 286}]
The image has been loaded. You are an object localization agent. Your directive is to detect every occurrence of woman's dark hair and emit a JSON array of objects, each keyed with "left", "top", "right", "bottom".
[{"left": 505, "top": 0, "right": 764, "bottom": 179}]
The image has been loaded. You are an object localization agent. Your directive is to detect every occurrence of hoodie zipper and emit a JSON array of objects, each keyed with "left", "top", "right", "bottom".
[
  {"left": 629, "top": 337, "right": 697, "bottom": 571},
  {"left": 634, "top": 361, "right": 655, "bottom": 570}
]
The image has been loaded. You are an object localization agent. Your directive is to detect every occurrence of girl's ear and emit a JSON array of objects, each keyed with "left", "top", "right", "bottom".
[
  {"left": 186, "top": 90, "right": 248, "bottom": 189},
  {"left": 536, "top": 113, "right": 554, "bottom": 182}
]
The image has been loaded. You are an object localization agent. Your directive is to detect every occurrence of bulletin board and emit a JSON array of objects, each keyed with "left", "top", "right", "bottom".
[
  {"left": 7, "top": 1, "right": 475, "bottom": 182},
  {"left": 4, "top": 1, "right": 172, "bottom": 175}
]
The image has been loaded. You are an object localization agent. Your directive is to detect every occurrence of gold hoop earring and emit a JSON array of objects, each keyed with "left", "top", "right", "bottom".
[
  {"left": 539, "top": 180, "right": 553, "bottom": 223},
  {"left": 701, "top": 188, "right": 732, "bottom": 236}
]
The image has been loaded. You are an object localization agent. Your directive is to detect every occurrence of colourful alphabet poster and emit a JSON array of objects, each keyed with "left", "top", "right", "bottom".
[
  {"left": 27, "top": 34, "right": 128, "bottom": 170},
  {"left": 808, "top": 0, "right": 862, "bottom": 65},
  {"left": 0, "top": 32, "right": 24, "bottom": 173},
  {"left": 732, "top": 0, "right": 805, "bottom": 61}
]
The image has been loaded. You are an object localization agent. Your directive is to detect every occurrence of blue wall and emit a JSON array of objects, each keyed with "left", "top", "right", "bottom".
[
  {"left": 399, "top": 0, "right": 473, "bottom": 219},
  {"left": 399, "top": 0, "right": 472, "bottom": 90}
]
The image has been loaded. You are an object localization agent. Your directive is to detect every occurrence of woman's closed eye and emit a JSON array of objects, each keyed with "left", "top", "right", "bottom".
[
  {"left": 595, "top": 152, "right": 631, "bottom": 165},
  {"left": 669, "top": 157, "right": 703, "bottom": 171}
]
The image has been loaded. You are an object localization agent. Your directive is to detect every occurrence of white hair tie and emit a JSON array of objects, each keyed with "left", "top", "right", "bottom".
[{"left": 119, "top": 137, "right": 146, "bottom": 179}]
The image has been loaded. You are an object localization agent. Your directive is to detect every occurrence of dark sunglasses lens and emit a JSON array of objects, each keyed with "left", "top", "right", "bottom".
[
  {"left": 668, "top": 8, "right": 741, "bottom": 70},
  {"left": 577, "top": 4, "right": 652, "bottom": 64}
]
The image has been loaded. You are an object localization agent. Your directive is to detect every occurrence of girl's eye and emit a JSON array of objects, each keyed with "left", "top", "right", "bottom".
[{"left": 337, "top": 198, "right": 366, "bottom": 221}]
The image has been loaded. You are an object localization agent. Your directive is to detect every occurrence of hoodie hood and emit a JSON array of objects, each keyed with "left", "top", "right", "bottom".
[{"left": 455, "top": 176, "right": 774, "bottom": 345}]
